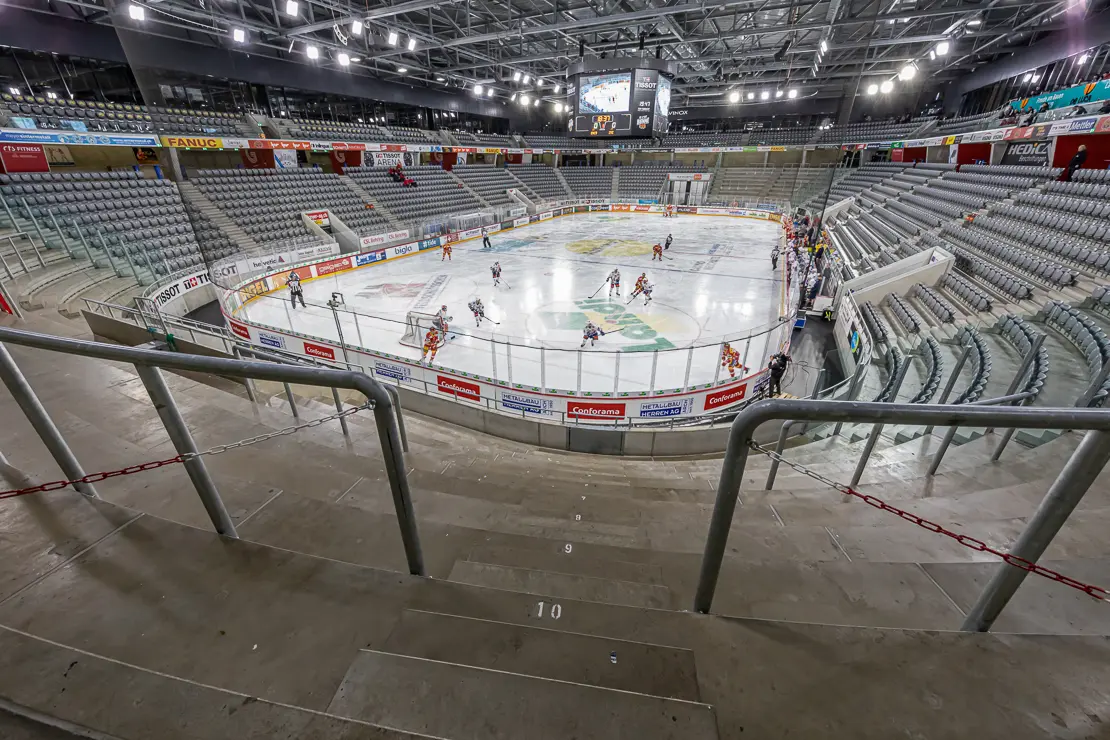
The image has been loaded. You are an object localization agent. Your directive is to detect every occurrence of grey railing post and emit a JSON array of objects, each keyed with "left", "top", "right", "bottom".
[
  {"left": 694, "top": 414, "right": 755, "bottom": 614},
  {"left": 384, "top": 384, "right": 409, "bottom": 453},
  {"left": 0, "top": 189, "right": 16, "bottom": 228},
  {"left": 134, "top": 364, "right": 238, "bottom": 538},
  {"left": 0, "top": 342, "right": 99, "bottom": 498},
  {"left": 231, "top": 346, "right": 258, "bottom": 404},
  {"left": 962, "top": 429, "right": 1110, "bottom": 632},
  {"left": 832, "top": 359, "right": 867, "bottom": 436},
  {"left": 924, "top": 342, "right": 971, "bottom": 436},
  {"left": 21, "top": 201, "right": 49, "bottom": 255},
  {"left": 331, "top": 387, "right": 351, "bottom": 441},
  {"left": 7, "top": 236, "right": 29, "bottom": 274},
  {"left": 23, "top": 233, "right": 46, "bottom": 269},
  {"left": 850, "top": 357, "right": 911, "bottom": 487},
  {"left": 985, "top": 333, "right": 1044, "bottom": 435},
  {"left": 75, "top": 224, "right": 96, "bottom": 266},
  {"left": 283, "top": 382, "right": 299, "bottom": 417},
  {"left": 764, "top": 419, "right": 799, "bottom": 490},
  {"left": 48, "top": 212, "right": 73, "bottom": 259},
  {"left": 1076, "top": 356, "right": 1110, "bottom": 409},
  {"left": 97, "top": 231, "right": 121, "bottom": 276}
]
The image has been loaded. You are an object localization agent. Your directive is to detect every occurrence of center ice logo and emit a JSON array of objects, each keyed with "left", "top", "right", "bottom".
[
  {"left": 534, "top": 298, "right": 678, "bottom": 352},
  {"left": 565, "top": 238, "right": 653, "bottom": 257}
]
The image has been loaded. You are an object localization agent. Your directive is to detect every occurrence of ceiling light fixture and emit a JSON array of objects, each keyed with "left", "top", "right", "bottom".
[
  {"left": 511, "top": 93, "right": 518, "bottom": 101},
  {"left": 728, "top": 91, "right": 740, "bottom": 103},
  {"left": 306, "top": 44, "right": 319, "bottom": 59},
  {"left": 554, "top": 84, "right": 561, "bottom": 93},
  {"left": 555, "top": 102, "right": 563, "bottom": 112},
  {"left": 487, "top": 87, "right": 494, "bottom": 97},
  {"left": 775, "top": 89, "right": 783, "bottom": 98},
  {"left": 350, "top": 57, "right": 361, "bottom": 63},
  {"left": 473, "top": 84, "right": 483, "bottom": 94},
  {"left": 436, "top": 76, "right": 446, "bottom": 82},
  {"left": 788, "top": 88, "right": 798, "bottom": 99},
  {"left": 523, "top": 75, "right": 531, "bottom": 85},
  {"left": 760, "top": 90, "right": 770, "bottom": 100},
  {"left": 387, "top": 31, "right": 398, "bottom": 45},
  {"left": 880, "top": 79, "right": 893, "bottom": 93},
  {"left": 513, "top": 71, "right": 521, "bottom": 82},
  {"left": 966, "top": 18, "right": 981, "bottom": 26},
  {"left": 533, "top": 99, "right": 540, "bottom": 107},
  {"left": 284, "top": 0, "right": 298, "bottom": 16},
  {"left": 408, "top": 38, "right": 417, "bottom": 51},
  {"left": 520, "top": 94, "right": 530, "bottom": 105},
  {"left": 351, "top": 19, "right": 363, "bottom": 35},
  {"left": 747, "top": 91, "right": 755, "bottom": 100},
  {"left": 936, "top": 40, "right": 950, "bottom": 56},
  {"left": 899, "top": 63, "right": 916, "bottom": 80},
  {"left": 232, "top": 28, "right": 246, "bottom": 43},
  {"left": 128, "top": 3, "right": 145, "bottom": 20},
  {"left": 338, "top": 52, "right": 350, "bottom": 66},
  {"left": 397, "top": 66, "right": 407, "bottom": 73},
  {"left": 819, "top": 39, "right": 827, "bottom": 53},
  {"left": 866, "top": 83, "right": 878, "bottom": 95}
]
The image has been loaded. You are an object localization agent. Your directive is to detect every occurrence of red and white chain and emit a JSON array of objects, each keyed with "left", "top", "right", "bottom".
[
  {"left": 748, "top": 440, "right": 1110, "bottom": 602},
  {"left": 0, "top": 402, "right": 372, "bottom": 500}
]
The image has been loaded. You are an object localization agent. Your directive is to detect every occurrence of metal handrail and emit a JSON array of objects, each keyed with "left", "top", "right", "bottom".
[
  {"left": 0, "top": 325, "right": 424, "bottom": 577},
  {"left": 694, "top": 398, "right": 1110, "bottom": 633}
]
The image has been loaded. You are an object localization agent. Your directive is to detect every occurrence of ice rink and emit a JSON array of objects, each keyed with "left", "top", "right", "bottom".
[{"left": 236, "top": 212, "right": 786, "bottom": 393}]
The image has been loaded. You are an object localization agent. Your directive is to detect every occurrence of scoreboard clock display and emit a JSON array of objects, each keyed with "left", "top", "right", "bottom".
[{"left": 575, "top": 113, "right": 632, "bottom": 135}]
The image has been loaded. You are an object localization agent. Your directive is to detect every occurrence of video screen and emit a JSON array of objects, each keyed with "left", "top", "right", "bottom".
[
  {"left": 655, "top": 76, "right": 671, "bottom": 118},
  {"left": 578, "top": 73, "right": 632, "bottom": 114}
]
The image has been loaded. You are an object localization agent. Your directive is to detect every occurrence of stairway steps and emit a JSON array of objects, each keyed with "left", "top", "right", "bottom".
[
  {"left": 382, "top": 609, "right": 701, "bottom": 700},
  {"left": 325, "top": 649, "right": 718, "bottom": 740},
  {"left": 447, "top": 560, "right": 674, "bottom": 608}
]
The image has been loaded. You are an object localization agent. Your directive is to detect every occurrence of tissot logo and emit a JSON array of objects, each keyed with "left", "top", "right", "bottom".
[{"left": 636, "top": 79, "right": 657, "bottom": 90}]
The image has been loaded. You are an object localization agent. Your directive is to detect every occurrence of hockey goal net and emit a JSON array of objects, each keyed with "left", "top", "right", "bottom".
[{"left": 399, "top": 310, "right": 442, "bottom": 347}]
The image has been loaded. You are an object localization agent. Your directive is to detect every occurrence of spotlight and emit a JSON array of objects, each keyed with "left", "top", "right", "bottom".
[
  {"left": 523, "top": 75, "right": 530, "bottom": 84},
  {"left": 966, "top": 18, "right": 981, "bottom": 26},
  {"left": 486, "top": 87, "right": 494, "bottom": 97},
  {"left": 819, "top": 39, "right": 827, "bottom": 53},
  {"left": 899, "top": 63, "right": 916, "bottom": 80},
  {"left": 474, "top": 84, "right": 483, "bottom": 94},
  {"left": 747, "top": 91, "right": 755, "bottom": 100},
  {"left": 350, "top": 57, "right": 361, "bottom": 63},
  {"left": 513, "top": 71, "right": 521, "bottom": 81},
  {"left": 408, "top": 38, "right": 417, "bottom": 51},
  {"left": 555, "top": 102, "right": 563, "bottom": 112},
  {"left": 387, "top": 31, "right": 398, "bottom": 45},
  {"left": 436, "top": 76, "right": 446, "bottom": 82},
  {"left": 128, "top": 3, "right": 145, "bottom": 20},
  {"left": 338, "top": 52, "right": 350, "bottom": 66},
  {"left": 775, "top": 89, "right": 783, "bottom": 98},
  {"left": 867, "top": 83, "right": 878, "bottom": 95},
  {"left": 760, "top": 90, "right": 770, "bottom": 100},
  {"left": 232, "top": 28, "right": 246, "bottom": 43},
  {"left": 306, "top": 44, "right": 319, "bottom": 59},
  {"left": 788, "top": 88, "right": 798, "bottom": 99},
  {"left": 728, "top": 91, "right": 740, "bottom": 103},
  {"left": 554, "top": 84, "right": 561, "bottom": 93},
  {"left": 880, "top": 79, "right": 893, "bottom": 93},
  {"left": 284, "top": 0, "right": 298, "bottom": 16},
  {"left": 397, "top": 66, "right": 407, "bottom": 73},
  {"left": 520, "top": 94, "right": 530, "bottom": 105},
  {"left": 936, "top": 40, "right": 950, "bottom": 56},
  {"left": 511, "top": 93, "right": 517, "bottom": 101},
  {"left": 351, "top": 20, "right": 363, "bottom": 35},
  {"left": 533, "top": 99, "right": 539, "bottom": 107}
]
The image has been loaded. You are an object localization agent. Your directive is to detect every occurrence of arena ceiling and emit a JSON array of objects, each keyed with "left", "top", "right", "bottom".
[{"left": 4, "top": 0, "right": 1106, "bottom": 109}]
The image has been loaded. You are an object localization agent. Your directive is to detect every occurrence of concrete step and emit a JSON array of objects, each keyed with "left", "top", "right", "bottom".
[
  {"left": 60, "top": 275, "right": 140, "bottom": 317},
  {"left": 23, "top": 268, "right": 114, "bottom": 311},
  {"left": 382, "top": 609, "right": 701, "bottom": 700},
  {"left": 447, "top": 560, "right": 674, "bottom": 608},
  {"left": 0, "top": 627, "right": 425, "bottom": 740},
  {"left": 325, "top": 649, "right": 719, "bottom": 740}
]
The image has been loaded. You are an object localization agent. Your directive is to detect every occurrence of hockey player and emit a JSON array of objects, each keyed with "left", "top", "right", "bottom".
[
  {"left": 641, "top": 280, "right": 654, "bottom": 305},
  {"left": 441, "top": 242, "right": 453, "bottom": 261},
  {"left": 720, "top": 342, "right": 747, "bottom": 378},
  {"left": 652, "top": 243, "right": 664, "bottom": 261},
  {"left": 433, "top": 304, "right": 451, "bottom": 334},
  {"left": 468, "top": 297, "right": 487, "bottom": 327},
  {"left": 287, "top": 270, "right": 305, "bottom": 309},
  {"left": 491, "top": 261, "right": 502, "bottom": 287},
  {"left": 664, "top": 233, "right": 672, "bottom": 250},
  {"left": 420, "top": 327, "right": 444, "bottom": 364},
  {"left": 630, "top": 272, "right": 649, "bottom": 299},
  {"left": 580, "top": 320, "right": 606, "bottom": 348},
  {"left": 607, "top": 268, "right": 621, "bottom": 297}
]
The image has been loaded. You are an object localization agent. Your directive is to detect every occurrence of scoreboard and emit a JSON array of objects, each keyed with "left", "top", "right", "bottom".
[
  {"left": 576, "top": 113, "right": 632, "bottom": 136},
  {"left": 569, "top": 65, "right": 672, "bottom": 139}
]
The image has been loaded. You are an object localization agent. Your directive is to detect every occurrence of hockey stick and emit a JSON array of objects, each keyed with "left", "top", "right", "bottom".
[
  {"left": 589, "top": 280, "right": 608, "bottom": 298},
  {"left": 501, "top": 279, "right": 513, "bottom": 290},
  {"left": 626, "top": 290, "right": 642, "bottom": 305}
]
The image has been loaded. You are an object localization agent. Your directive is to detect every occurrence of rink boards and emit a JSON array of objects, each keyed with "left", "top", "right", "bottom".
[{"left": 220, "top": 202, "right": 787, "bottom": 422}]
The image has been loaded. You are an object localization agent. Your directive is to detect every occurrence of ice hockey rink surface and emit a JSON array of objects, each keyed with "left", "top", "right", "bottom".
[{"left": 237, "top": 212, "right": 785, "bottom": 392}]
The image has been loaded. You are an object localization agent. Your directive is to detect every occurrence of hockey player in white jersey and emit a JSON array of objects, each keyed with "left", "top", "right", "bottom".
[
  {"left": 491, "top": 261, "right": 502, "bottom": 287},
  {"left": 468, "top": 298, "right": 487, "bottom": 327},
  {"left": 580, "top": 320, "right": 606, "bottom": 348},
  {"left": 607, "top": 268, "right": 621, "bottom": 297}
]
